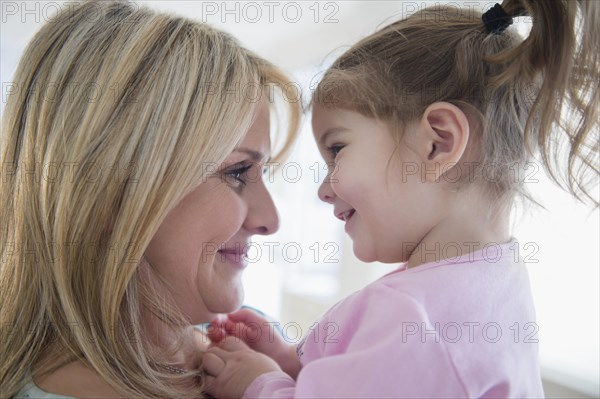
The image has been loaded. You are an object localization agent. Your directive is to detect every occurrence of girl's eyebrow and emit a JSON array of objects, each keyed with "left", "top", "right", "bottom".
[{"left": 319, "top": 127, "right": 349, "bottom": 146}]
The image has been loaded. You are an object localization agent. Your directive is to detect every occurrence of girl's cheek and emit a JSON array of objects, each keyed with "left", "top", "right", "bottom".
[{"left": 331, "top": 170, "right": 356, "bottom": 201}]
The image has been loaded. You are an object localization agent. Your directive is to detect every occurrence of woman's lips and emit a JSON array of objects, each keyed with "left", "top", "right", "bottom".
[
  {"left": 344, "top": 210, "right": 356, "bottom": 232},
  {"left": 217, "top": 247, "right": 248, "bottom": 268}
]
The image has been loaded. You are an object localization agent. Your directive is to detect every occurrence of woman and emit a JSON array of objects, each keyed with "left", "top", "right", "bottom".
[{"left": 0, "top": 1, "right": 300, "bottom": 397}]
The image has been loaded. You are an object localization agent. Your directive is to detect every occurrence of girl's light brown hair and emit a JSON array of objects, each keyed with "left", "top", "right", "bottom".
[
  {"left": 314, "top": 0, "right": 599, "bottom": 207},
  {"left": 0, "top": 1, "right": 299, "bottom": 398}
]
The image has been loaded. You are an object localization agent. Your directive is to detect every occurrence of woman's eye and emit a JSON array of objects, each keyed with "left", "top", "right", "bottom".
[{"left": 223, "top": 164, "right": 252, "bottom": 188}]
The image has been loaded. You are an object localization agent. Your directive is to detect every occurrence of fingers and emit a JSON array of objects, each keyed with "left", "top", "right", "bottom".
[
  {"left": 205, "top": 336, "right": 248, "bottom": 360},
  {"left": 219, "top": 335, "right": 250, "bottom": 351},
  {"left": 211, "top": 308, "right": 274, "bottom": 349},
  {"left": 223, "top": 319, "right": 239, "bottom": 335},
  {"left": 219, "top": 319, "right": 263, "bottom": 347},
  {"left": 210, "top": 314, "right": 254, "bottom": 342},
  {"left": 207, "top": 321, "right": 226, "bottom": 344},
  {"left": 225, "top": 320, "right": 256, "bottom": 340},
  {"left": 202, "top": 340, "right": 281, "bottom": 399},
  {"left": 202, "top": 352, "right": 226, "bottom": 377},
  {"left": 228, "top": 307, "right": 265, "bottom": 324},
  {"left": 203, "top": 375, "right": 216, "bottom": 395}
]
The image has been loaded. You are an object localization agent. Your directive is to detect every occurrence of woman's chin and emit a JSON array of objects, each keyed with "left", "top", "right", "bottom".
[{"left": 208, "top": 293, "right": 244, "bottom": 315}]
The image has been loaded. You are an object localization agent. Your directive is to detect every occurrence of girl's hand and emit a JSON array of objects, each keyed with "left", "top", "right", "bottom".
[
  {"left": 208, "top": 307, "right": 302, "bottom": 378},
  {"left": 203, "top": 336, "right": 281, "bottom": 399}
]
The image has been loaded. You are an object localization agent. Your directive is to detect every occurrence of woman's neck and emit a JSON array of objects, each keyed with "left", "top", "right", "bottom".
[
  {"left": 138, "top": 257, "right": 211, "bottom": 371},
  {"left": 33, "top": 324, "right": 209, "bottom": 397}
]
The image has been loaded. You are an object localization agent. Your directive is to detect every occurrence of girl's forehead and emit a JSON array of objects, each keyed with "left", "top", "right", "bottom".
[
  {"left": 312, "top": 107, "right": 378, "bottom": 130},
  {"left": 312, "top": 106, "right": 350, "bottom": 127},
  {"left": 312, "top": 107, "right": 347, "bottom": 138}
]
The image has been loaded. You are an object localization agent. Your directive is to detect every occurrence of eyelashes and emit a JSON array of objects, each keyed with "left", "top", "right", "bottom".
[
  {"left": 327, "top": 144, "right": 345, "bottom": 158},
  {"left": 222, "top": 163, "right": 253, "bottom": 188},
  {"left": 221, "top": 162, "right": 269, "bottom": 189}
]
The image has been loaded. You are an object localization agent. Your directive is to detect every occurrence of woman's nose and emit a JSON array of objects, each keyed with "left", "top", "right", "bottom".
[
  {"left": 244, "top": 182, "right": 279, "bottom": 235},
  {"left": 318, "top": 178, "right": 336, "bottom": 204}
]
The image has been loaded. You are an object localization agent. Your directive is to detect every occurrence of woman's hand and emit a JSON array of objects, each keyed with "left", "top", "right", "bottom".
[{"left": 203, "top": 336, "right": 281, "bottom": 399}]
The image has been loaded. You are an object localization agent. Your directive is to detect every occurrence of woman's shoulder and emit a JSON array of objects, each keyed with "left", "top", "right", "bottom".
[
  {"left": 13, "top": 380, "right": 76, "bottom": 399},
  {"left": 28, "top": 360, "right": 121, "bottom": 399}
]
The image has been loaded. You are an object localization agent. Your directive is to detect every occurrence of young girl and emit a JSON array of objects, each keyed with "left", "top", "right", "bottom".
[
  {"left": 202, "top": 1, "right": 599, "bottom": 397},
  {"left": 0, "top": 1, "right": 300, "bottom": 398}
]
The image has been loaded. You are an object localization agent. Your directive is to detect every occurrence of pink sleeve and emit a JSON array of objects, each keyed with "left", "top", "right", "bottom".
[
  {"left": 242, "top": 290, "right": 467, "bottom": 398},
  {"left": 243, "top": 371, "right": 296, "bottom": 399}
]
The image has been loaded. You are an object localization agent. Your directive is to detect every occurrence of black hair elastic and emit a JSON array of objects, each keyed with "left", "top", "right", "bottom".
[{"left": 482, "top": 3, "right": 513, "bottom": 34}]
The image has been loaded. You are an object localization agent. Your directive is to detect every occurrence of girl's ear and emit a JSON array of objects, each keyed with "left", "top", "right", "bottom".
[{"left": 416, "top": 102, "right": 470, "bottom": 182}]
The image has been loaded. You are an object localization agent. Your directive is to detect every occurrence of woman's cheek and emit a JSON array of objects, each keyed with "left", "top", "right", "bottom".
[{"left": 219, "top": 192, "right": 247, "bottom": 233}]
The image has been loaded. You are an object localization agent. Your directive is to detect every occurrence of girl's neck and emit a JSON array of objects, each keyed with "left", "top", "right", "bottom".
[{"left": 406, "top": 189, "right": 511, "bottom": 269}]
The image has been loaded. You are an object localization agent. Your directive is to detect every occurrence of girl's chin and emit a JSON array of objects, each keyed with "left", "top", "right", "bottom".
[{"left": 353, "top": 244, "right": 378, "bottom": 263}]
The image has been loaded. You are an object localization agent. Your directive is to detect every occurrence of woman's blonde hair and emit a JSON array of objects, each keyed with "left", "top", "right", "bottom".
[
  {"left": 0, "top": 1, "right": 299, "bottom": 397},
  {"left": 314, "top": 0, "right": 599, "bottom": 207}
]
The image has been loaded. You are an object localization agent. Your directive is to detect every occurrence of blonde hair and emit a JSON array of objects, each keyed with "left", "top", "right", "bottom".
[
  {"left": 314, "top": 0, "right": 599, "bottom": 207},
  {"left": 0, "top": 1, "right": 299, "bottom": 398}
]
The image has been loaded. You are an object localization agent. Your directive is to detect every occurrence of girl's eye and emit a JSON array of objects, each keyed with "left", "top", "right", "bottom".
[
  {"left": 223, "top": 164, "right": 253, "bottom": 188},
  {"left": 327, "top": 145, "right": 345, "bottom": 158}
]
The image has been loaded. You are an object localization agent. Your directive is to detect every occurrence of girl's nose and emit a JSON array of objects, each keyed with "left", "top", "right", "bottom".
[{"left": 318, "top": 179, "right": 336, "bottom": 204}]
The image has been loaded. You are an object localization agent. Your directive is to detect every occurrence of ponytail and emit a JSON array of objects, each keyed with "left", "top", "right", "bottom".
[{"left": 488, "top": 0, "right": 599, "bottom": 205}]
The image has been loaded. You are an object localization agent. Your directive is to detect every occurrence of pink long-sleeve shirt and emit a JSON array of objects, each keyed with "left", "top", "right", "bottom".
[{"left": 244, "top": 239, "right": 544, "bottom": 398}]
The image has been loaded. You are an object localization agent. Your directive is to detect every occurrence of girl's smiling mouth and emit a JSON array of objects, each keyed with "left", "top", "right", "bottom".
[{"left": 336, "top": 209, "right": 355, "bottom": 222}]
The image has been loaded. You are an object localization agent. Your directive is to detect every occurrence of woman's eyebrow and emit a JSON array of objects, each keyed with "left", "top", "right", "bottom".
[{"left": 235, "top": 147, "right": 268, "bottom": 162}]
